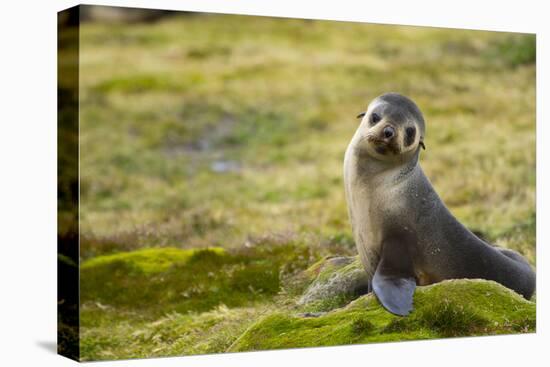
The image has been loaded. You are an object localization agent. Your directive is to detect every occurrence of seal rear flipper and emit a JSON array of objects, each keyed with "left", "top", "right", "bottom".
[{"left": 372, "top": 233, "right": 417, "bottom": 316}]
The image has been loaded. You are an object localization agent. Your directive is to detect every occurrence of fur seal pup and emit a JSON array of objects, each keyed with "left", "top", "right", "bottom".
[{"left": 343, "top": 92, "right": 535, "bottom": 316}]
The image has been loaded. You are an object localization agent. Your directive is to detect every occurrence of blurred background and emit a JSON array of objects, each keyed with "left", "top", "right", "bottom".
[{"left": 59, "top": 5, "right": 535, "bottom": 360}]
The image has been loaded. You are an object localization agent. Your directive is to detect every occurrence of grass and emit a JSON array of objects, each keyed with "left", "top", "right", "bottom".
[
  {"left": 80, "top": 304, "right": 275, "bottom": 360},
  {"left": 58, "top": 8, "right": 536, "bottom": 361},
  {"left": 73, "top": 13, "right": 536, "bottom": 258}
]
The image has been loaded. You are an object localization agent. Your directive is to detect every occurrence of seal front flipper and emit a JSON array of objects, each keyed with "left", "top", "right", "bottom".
[
  {"left": 372, "top": 269, "right": 415, "bottom": 316},
  {"left": 372, "top": 234, "right": 417, "bottom": 316}
]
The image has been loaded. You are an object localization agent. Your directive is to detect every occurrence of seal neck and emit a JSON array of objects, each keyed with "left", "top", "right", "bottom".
[{"left": 352, "top": 148, "right": 420, "bottom": 186}]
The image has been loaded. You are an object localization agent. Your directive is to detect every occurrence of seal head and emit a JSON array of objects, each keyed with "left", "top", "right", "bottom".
[{"left": 355, "top": 93, "right": 426, "bottom": 163}]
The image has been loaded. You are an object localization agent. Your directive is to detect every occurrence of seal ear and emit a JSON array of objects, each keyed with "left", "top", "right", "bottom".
[
  {"left": 357, "top": 112, "right": 366, "bottom": 119},
  {"left": 372, "top": 231, "right": 417, "bottom": 316},
  {"left": 419, "top": 141, "right": 426, "bottom": 150}
]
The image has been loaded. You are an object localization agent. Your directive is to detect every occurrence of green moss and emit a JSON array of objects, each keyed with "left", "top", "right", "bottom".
[
  {"left": 301, "top": 294, "right": 356, "bottom": 313},
  {"left": 80, "top": 241, "right": 321, "bottom": 360},
  {"left": 417, "top": 300, "right": 488, "bottom": 336},
  {"left": 350, "top": 317, "right": 375, "bottom": 335},
  {"left": 229, "top": 279, "right": 535, "bottom": 352},
  {"left": 81, "top": 243, "right": 317, "bottom": 317},
  {"left": 81, "top": 247, "right": 225, "bottom": 274}
]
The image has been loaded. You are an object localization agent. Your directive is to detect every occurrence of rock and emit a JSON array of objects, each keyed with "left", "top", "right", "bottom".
[
  {"left": 229, "top": 279, "right": 536, "bottom": 352},
  {"left": 298, "top": 256, "right": 370, "bottom": 311}
]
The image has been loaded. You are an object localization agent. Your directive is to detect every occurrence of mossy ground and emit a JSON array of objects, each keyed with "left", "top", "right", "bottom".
[
  {"left": 80, "top": 242, "right": 317, "bottom": 317},
  {"left": 230, "top": 280, "right": 535, "bottom": 352},
  {"left": 79, "top": 242, "right": 320, "bottom": 360},
  {"left": 79, "top": 247, "right": 535, "bottom": 360},
  {"left": 64, "top": 8, "right": 536, "bottom": 361}
]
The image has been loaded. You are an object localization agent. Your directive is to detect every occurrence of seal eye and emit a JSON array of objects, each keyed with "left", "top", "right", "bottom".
[
  {"left": 404, "top": 127, "right": 416, "bottom": 147},
  {"left": 370, "top": 113, "right": 381, "bottom": 125}
]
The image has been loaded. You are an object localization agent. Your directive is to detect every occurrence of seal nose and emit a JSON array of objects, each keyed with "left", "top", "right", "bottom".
[{"left": 383, "top": 126, "right": 395, "bottom": 140}]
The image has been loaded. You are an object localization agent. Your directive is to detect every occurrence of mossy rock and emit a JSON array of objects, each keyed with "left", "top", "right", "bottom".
[
  {"left": 298, "top": 256, "right": 370, "bottom": 312},
  {"left": 81, "top": 243, "right": 314, "bottom": 317},
  {"left": 229, "top": 279, "right": 535, "bottom": 352}
]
